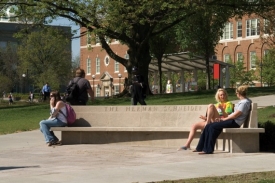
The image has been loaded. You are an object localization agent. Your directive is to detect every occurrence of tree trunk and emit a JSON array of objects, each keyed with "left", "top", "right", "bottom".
[
  {"left": 205, "top": 56, "right": 211, "bottom": 90},
  {"left": 127, "top": 43, "right": 151, "bottom": 95}
]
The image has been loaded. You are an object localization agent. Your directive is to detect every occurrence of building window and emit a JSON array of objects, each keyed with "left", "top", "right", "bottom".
[
  {"left": 124, "top": 53, "right": 129, "bottom": 72},
  {"left": 0, "top": 41, "right": 7, "bottom": 48},
  {"left": 114, "top": 85, "right": 119, "bottom": 95},
  {"left": 246, "top": 19, "right": 260, "bottom": 37},
  {"left": 250, "top": 51, "right": 256, "bottom": 69},
  {"left": 236, "top": 53, "right": 243, "bottom": 62},
  {"left": 96, "top": 87, "right": 100, "bottom": 97},
  {"left": 263, "top": 19, "right": 269, "bottom": 34},
  {"left": 264, "top": 49, "right": 269, "bottom": 59},
  {"left": 87, "top": 31, "right": 92, "bottom": 45},
  {"left": 264, "top": 49, "right": 269, "bottom": 56},
  {"left": 87, "top": 58, "right": 91, "bottom": 74},
  {"left": 114, "top": 61, "right": 119, "bottom": 72},
  {"left": 237, "top": 21, "right": 242, "bottom": 38},
  {"left": 95, "top": 35, "right": 100, "bottom": 44},
  {"left": 224, "top": 54, "right": 231, "bottom": 63},
  {"left": 105, "top": 36, "right": 110, "bottom": 43},
  {"left": 222, "top": 22, "right": 233, "bottom": 39},
  {"left": 96, "top": 57, "right": 100, "bottom": 73},
  {"left": 104, "top": 56, "right": 110, "bottom": 66}
]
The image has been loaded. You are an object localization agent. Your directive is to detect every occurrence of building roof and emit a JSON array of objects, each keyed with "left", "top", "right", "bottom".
[{"left": 149, "top": 52, "right": 233, "bottom": 72}]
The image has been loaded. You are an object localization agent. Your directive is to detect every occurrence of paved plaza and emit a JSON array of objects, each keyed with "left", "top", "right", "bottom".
[{"left": 0, "top": 95, "right": 275, "bottom": 183}]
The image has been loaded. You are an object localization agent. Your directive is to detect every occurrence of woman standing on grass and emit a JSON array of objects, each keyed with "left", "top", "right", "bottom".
[
  {"left": 39, "top": 91, "right": 67, "bottom": 146},
  {"left": 194, "top": 85, "right": 251, "bottom": 154},
  {"left": 178, "top": 88, "right": 233, "bottom": 150}
]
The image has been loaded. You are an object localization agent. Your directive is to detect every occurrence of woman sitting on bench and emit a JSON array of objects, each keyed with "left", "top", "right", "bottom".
[
  {"left": 194, "top": 85, "right": 251, "bottom": 154},
  {"left": 178, "top": 88, "right": 233, "bottom": 150}
]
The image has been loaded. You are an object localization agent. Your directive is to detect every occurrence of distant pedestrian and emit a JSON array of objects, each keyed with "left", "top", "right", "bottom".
[
  {"left": 42, "top": 83, "right": 51, "bottom": 101},
  {"left": 130, "top": 66, "right": 146, "bottom": 105},
  {"left": 8, "top": 92, "right": 13, "bottom": 105},
  {"left": 29, "top": 91, "right": 34, "bottom": 102}
]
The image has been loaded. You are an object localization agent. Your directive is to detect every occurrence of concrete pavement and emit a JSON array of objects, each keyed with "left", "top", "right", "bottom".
[{"left": 0, "top": 95, "right": 275, "bottom": 183}]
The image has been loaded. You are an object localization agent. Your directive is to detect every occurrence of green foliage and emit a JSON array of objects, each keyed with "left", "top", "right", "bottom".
[
  {"left": 0, "top": 74, "right": 13, "bottom": 94},
  {"left": 256, "top": 49, "right": 275, "bottom": 86},
  {"left": 1, "top": 0, "right": 273, "bottom": 93},
  {"left": 149, "top": 27, "right": 179, "bottom": 93},
  {"left": 0, "top": 104, "right": 48, "bottom": 135},
  {"left": 16, "top": 27, "right": 72, "bottom": 91},
  {"left": 0, "top": 44, "right": 19, "bottom": 92},
  {"left": 228, "top": 59, "right": 257, "bottom": 87}
]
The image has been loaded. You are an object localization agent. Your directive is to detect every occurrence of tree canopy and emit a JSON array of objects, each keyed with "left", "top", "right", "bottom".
[
  {"left": 1, "top": 0, "right": 275, "bottom": 91},
  {"left": 16, "top": 27, "right": 72, "bottom": 91}
]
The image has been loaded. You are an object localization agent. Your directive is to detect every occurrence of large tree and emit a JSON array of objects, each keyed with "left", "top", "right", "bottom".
[
  {"left": 149, "top": 27, "right": 179, "bottom": 94},
  {"left": 16, "top": 27, "right": 72, "bottom": 91},
  {"left": 228, "top": 59, "right": 256, "bottom": 87},
  {"left": 256, "top": 49, "right": 275, "bottom": 86},
  {"left": 0, "top": 44, "right": 19, "bottom": 93},
  {"left": 174, "top": 2, "right": 260, "bottom": 89},
  {"left": 1, "top": 0, "right": 274, "bottom": 91}
]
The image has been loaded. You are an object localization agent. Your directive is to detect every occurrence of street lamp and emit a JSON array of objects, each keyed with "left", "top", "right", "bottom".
[
  {"left": 260, "top": 63, "right": 263, "bottom": 87},
  {"left": 92, "top": 75, "right": 95, "bottom": 96},
  {"left": 118, "top": 73, "right": 122, "bottom": 93},
  {"left": 222, "top": 68, "right": 226, "bottom": 88},
  {"left": 22, "top": 73, "right": 26, "bottom": 93}
]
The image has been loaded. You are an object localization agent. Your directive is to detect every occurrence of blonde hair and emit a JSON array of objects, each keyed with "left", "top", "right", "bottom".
[
  {"left": 215, "top": 88, "right": 228, "bottom": 103},
  {"left": 236, "top": 85, "right": 248, "bottom": 97}
]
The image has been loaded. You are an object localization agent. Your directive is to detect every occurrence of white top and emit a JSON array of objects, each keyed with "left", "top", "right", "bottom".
[
  {"left": 57, "top": 106, "right": 67, "bottom": 123},
  {"left": 233, "top": 98, "right": 252, "bottom": 126},
  {"left": 51, "top": 106, "right": 67, "bottom": 123}
]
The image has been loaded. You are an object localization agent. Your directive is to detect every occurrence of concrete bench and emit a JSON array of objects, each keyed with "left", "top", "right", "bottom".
[{"left": 51, "top": 103, "right": 264, "bottom": 153}]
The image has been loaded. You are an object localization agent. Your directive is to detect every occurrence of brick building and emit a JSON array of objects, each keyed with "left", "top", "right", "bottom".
[
  {"left": 216, "top": 15, "right": 270, "bottom": 87},
  {"left": 80, "top": 15, "right": 271, "bottom": 95},
  {"left": 80, "top": 27, "right": 129, "bottom": 97}
]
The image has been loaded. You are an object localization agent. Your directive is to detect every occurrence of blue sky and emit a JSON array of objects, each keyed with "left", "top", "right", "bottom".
[{"left": 50, "top": 18, "right": 80, "bottom": 58}]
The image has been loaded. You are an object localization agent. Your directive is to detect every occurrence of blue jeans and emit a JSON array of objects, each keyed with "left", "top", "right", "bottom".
[{"left": 39, "top": 118, "right": 66, "bottom": 143}]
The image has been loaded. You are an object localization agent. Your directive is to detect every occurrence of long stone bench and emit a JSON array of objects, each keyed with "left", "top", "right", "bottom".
[{"left": 51, "top": 103, "right": 265, "bottom": 153}]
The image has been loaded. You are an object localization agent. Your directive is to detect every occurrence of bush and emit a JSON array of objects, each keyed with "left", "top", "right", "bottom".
[{"left": 259, "top": 121, "right": 275, "bottom": 152}]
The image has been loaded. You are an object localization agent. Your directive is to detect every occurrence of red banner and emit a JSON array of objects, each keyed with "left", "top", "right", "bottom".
[{"left": 213, "top": 64, "right": 220, "bottom": 79}]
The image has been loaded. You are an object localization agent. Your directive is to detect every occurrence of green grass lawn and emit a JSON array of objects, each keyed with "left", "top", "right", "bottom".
[{"left": 0, "top": 103, "right": 48, "bottom": 134}]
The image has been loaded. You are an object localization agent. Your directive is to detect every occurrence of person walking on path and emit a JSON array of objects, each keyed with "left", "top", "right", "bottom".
[{"left": 8, "top": 92, "right": 13, "bottom": 105}]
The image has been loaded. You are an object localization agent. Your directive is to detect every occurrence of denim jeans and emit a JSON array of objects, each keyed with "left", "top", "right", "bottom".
[{"left": 39, "top": 118, "right": 67, "bottom": 143}]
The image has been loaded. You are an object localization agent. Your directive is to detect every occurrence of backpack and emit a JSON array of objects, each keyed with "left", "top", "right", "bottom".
[
  {"left": 65, "top": 78, "right": 81, "bottom": 104},
  {"left": 60, "top": 103, "right": 76, "bottom": 126}
]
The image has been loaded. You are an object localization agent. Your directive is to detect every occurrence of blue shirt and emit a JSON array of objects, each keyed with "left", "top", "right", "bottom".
[{"left": 42, "top": 85, "right": 51, "bottom": 93}]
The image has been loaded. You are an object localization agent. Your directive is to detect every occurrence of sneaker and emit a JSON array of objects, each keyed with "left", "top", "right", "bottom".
[
  {"left": 47, "top": 140, "right": 62, "bottom": 146},
  {"left": 54, "top": 140, "right": 62, "bottom": 145},
  {"left": 177, "top": 146, "right": 190, "bottom": 151}
]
